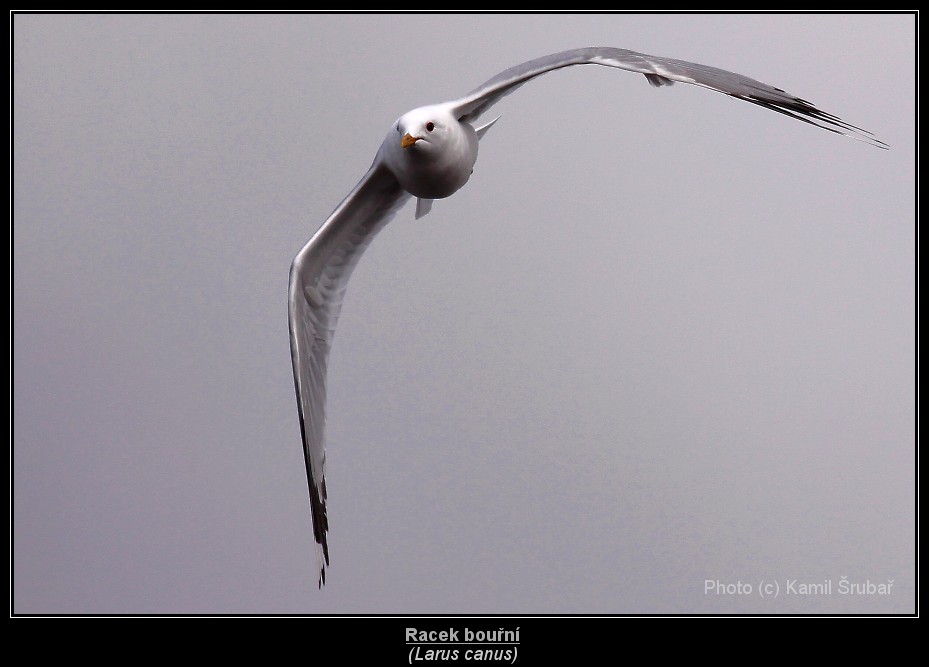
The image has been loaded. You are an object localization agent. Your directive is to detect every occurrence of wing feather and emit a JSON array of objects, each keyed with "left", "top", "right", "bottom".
[
  {"left": 449, "top": 47, "right": 885, "bottom": 148},
  {"left": 289, "top": 159, "right": 410, "bottom": 587}
]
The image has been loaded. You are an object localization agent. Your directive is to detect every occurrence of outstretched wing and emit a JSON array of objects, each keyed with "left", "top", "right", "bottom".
[
  {"left": 448, "top": 47, "right": 885, "bottom": 148},
  {"left": 289, "top": 159, "right": 410, "bottom": 588}
]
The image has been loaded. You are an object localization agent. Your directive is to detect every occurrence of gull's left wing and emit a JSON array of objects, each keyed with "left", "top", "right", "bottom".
[{"left": 448, "top": 47, "right": 885, "bottom": 148}]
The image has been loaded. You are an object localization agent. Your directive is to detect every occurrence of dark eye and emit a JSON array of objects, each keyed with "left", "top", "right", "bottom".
[{"left": 425, "top": 122, "right": 435, "bottom": 132}]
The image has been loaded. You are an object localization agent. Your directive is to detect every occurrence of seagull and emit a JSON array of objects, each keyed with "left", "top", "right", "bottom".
[{"left": 288, "top": 46, "right": 885, "bottom": 588}]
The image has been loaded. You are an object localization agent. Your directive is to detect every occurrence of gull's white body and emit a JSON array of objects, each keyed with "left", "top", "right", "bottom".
[{"left": 288, "top": 47, "right": 883, "bottom": 588}]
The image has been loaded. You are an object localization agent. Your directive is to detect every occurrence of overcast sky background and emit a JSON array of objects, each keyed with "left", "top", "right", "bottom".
[{"left": 13, "top": 13, "right": 915, "bottom": 614}]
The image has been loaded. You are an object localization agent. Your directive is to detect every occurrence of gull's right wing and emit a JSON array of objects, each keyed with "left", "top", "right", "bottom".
[{"left": 289, "top": 158, "right": 410, "bottom": 588}]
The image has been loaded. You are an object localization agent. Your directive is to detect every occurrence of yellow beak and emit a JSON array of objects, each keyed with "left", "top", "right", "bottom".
[{"left": 401, "top": 133, "right": 420, "bottom": 149}]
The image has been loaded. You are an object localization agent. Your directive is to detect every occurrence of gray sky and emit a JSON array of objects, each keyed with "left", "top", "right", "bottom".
[{"left": 13, "top": 13, "right": 915, "bottom": 614}]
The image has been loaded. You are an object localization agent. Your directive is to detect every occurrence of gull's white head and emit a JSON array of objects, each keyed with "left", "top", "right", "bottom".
[
  {"left": 396, "top": 105, "right": 447, "bottom": 151},
  {"left": 382, "top": 104, "right": 479, "bottom": 200}
]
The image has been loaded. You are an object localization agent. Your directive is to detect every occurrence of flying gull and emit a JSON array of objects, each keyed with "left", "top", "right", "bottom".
[{"left": 288, "top": 46, "right": 885, "bottom": 588}]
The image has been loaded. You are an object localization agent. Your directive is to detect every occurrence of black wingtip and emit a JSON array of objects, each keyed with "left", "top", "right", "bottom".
[
  {"left": 737, "top": 93, "right": 888, "bottom": 150},
  {"left": 308, "top": 477, "right": 330, "bottom": 587}
]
